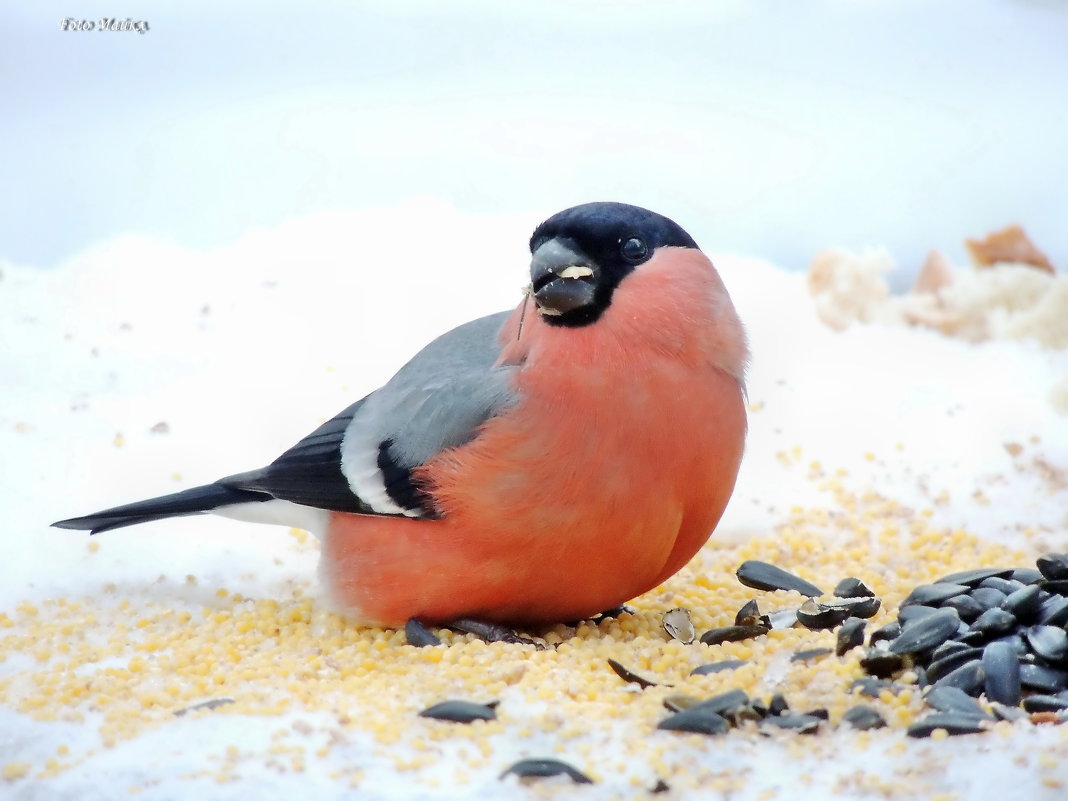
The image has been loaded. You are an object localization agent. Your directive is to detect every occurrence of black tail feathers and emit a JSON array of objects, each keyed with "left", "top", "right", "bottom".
[{"left": 52, "top": 483, "right": 270, "bottom": 535}]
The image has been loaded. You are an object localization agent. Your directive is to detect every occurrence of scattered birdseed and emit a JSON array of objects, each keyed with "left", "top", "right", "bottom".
[
  {"left": 923, "top": 686, "right": 990, "bottom": 719},
  {"left": 662, "top": 607, "right": 696, "bottom": 644},
  {"left": 836, "top": 618, "right": 866, "bottom": 656},
  {"left": 699, "top": 625, "right": 770, "bottom": 645},
  {"left": 1022, "top": 695, "right": 1068, "bottom": 714},
  {"left": 662, "top": 694, "right": 703, "bottom": 713},
  {"left": 834, "top": 577, "right": 875, "bottom": 599},
  {"left": 760, "top": 714, "right": 821, "bottom": 734},
  {"left": 690, "top": 660, "right": 747, "bottom": 676},
  {"left": 657, "top": 706, "right": 731, "bottom": 736},
  {"left": 735, "top": 561, "right": 823, "bottom": 597},
  {"left": 4, "top": 486, "right": 1063, "bottom": 792},
  {"left": 841, "top": 705, "right": 886, "bottom": 731},
  {"left": 500, "top": 758, "right": 592, "bottom": 784},
  {"left": 790, "top": 648, "right": 832, "bottom": 663},
  {"left": 907, "top": 713, "right": 990, "bottom": 738},
  {"left": 404, "top": 618, "right": 442, "bottom": 647},
  {"left": 173, "top": 698, "right": 235, "bottom": 717},
  {"left": 607, "top": 658, "right": 658, "bottom": 689},
  {"left": 850, "top": 677, "right": 898, "bottom": 698},
  {"left": 418, "top": 700, "right": 498, "bottom": 723},
  {"left": 733, "top": 598, "right": 767, "bottom": 627}
]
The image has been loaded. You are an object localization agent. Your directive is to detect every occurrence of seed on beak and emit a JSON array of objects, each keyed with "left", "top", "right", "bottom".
[{"left": 557, "top": 264, "right": 594, "bottom": 279}]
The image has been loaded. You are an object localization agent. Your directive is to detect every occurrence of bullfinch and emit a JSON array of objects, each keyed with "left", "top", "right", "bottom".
[{"left": 54, "top": 202, "right": 749, "bottom": 633}]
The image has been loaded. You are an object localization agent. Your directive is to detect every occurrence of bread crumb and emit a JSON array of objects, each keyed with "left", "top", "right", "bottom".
[{"left": 965, "top": 224, "right": 1054, "bottom": 273}]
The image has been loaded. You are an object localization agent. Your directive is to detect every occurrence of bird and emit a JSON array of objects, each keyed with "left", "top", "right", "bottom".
[{"left": 54, "top": 202, "right": 749, "bottom": 636}]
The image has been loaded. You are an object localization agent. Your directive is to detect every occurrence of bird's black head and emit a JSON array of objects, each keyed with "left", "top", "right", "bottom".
[{"left": 528, "top": 202, "right": 700, "bottom": 327}]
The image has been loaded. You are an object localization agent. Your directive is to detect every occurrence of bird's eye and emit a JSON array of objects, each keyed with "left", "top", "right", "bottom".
[{"left": 620, "top": 237, "right": 648, "bottom": 263}]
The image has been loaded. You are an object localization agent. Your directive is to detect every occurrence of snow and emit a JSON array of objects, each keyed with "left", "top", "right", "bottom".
[{"left": 4, "top": 1, "right": 1068, "bottom": 798}]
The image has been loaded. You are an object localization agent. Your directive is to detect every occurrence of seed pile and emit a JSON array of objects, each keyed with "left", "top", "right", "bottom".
[
  {"left": 856, "top": 555, "right": 1068, "bottom": 733},
  {"left": 664, "top": 555, "right": 1068, "bottom": 738}
]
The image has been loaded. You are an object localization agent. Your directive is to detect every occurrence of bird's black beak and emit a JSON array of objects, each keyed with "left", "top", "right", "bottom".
[{"left": 529, "top": 238, "right": 599, "bottom": 317}]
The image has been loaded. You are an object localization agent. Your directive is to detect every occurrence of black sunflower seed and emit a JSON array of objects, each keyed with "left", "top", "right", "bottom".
[
  {"left": 607, "top": 659, "right": 657, "bottom": 689},
  {"left": 931, "top": 640, "right": 977, "bottom": 661},
  {"left": 988, "top": 633, "right": 1028, "bottom": 657},
  {"left": 970, "top": 607, "right": 1018, "bottom": 638},
  {"left": 500, "top": 759, "right": 592, "bottom": 784},
  {"left": 956, "top": 630, "right": 987, "bottom": 647},
  {"left": 1025, "top": 626, "right": 1068, "bottom": 663},
  {"left": 688, "top": 689, "right": 751, "bottom": 717},
  {"left": 723, "top": 701, "right": 766, "bottom": 727},
  {"left": 824, "top": 596, "right": 881, "bottom": 619},
  {"left": 796, "top": 599, "right": 852, "bottom": 631},
  {"left": 931, "top": 659, "right": 984, "bottom": 694},
  {"left": 890, "top": 609, "right": 961, "bottom": 655},
  {"left": 663, "top": 694, "right": 702, "bottom": 713},
  {"left": 405, "top": 618, "right": 442, "bottom": 647},
  {"left": 850, "top": 677, "right": 896, "bottom": 698},
  {"left": 747, "top": 698, "right": 770, "bottom": 718},
  {"left": 173, "top": 697, "right": 235, "bottom": 717},
  {"left": 699, "top": 625, "right": 769, "bottom": 645},
  {"left": 907, "top": 713, "right": 989, "bottom": 737},
  {"left": 926, "top": 647, "right": 982, "bottom": 682},
  {"left": 1022, "top": 694, "right": 1068, "bottom": 713},
  {"left": 837, "top": 618, "right": 866, "bottom": 656},
  {"left": 760, "top": 714, "right": 821, "bottom": 733},
  {"left": 860, "top": 648, "right": 905, "bottom": 678},
  {"left": 790, "top": 648, "right": 832, "bottom": 663},
  {"left": 735, "top": 561, "right": 823, "bottom": 597},
  {"left": 658, "top": 706, "right": 730, "bottom": 735},
  {"left": 902, "top": 583, "right": 971, "bottom": 607},
  {"left": 969, "top": 587, "right": 1009, "bottom": 612},
  {"left": 869, "top": 621, "right": 902, "bottom": 645},
  {"left": 690, "top": 659, "right": 747, "bottom": 676},
  {"left": 767, "top": 692, "right": 790, "bottom": 716},
  {"left": 419, "top": 700, "right": 498, "bottom": 722},
  {"left": 982, "top": 641, "right": 1022, "bottom": 706},
  {"left": 978, "top": 577, "right": 1020, "bottom": 595},
  {"left": 1040, "top": 580, "right": 1068, "bottom": 596},
  {"left": 1037, "top": 553, "right": 1068, "bottom": 581},
  {"left": 1010, "top": 568, "right": 1044, "bottom": 585},
  {"left": 841, "top": 704, "right": 886, "bottom": 730},
  {"left": 940, "top": 594, "right": 985, "bottom": 623},
  {"left": 936, "top": 568, "right": 1013, "bottom": 586},
  {"left": 834, "top": 577, "right": 875, "bottom": 598},
  {"left": 924, "top": 685, "right": 989, "bottom": 718},
  {"left": 1038, "top": 595, "right": 1068, "bottom": 627},
  {"left": 898, "top": 605, "right": 941, "bottom": 625},
  {"left": 989, "top": 701, "right": 1029, "bottom": 722},
  {"left": 1020, "top": 663, "right": 1068, "bottom": 693},
  {"left": 1001, "top": 585, "right": 1043, "bottom": 622},
  {"left": 734, "top": 599, "right": 763, "bottom": 627}
]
